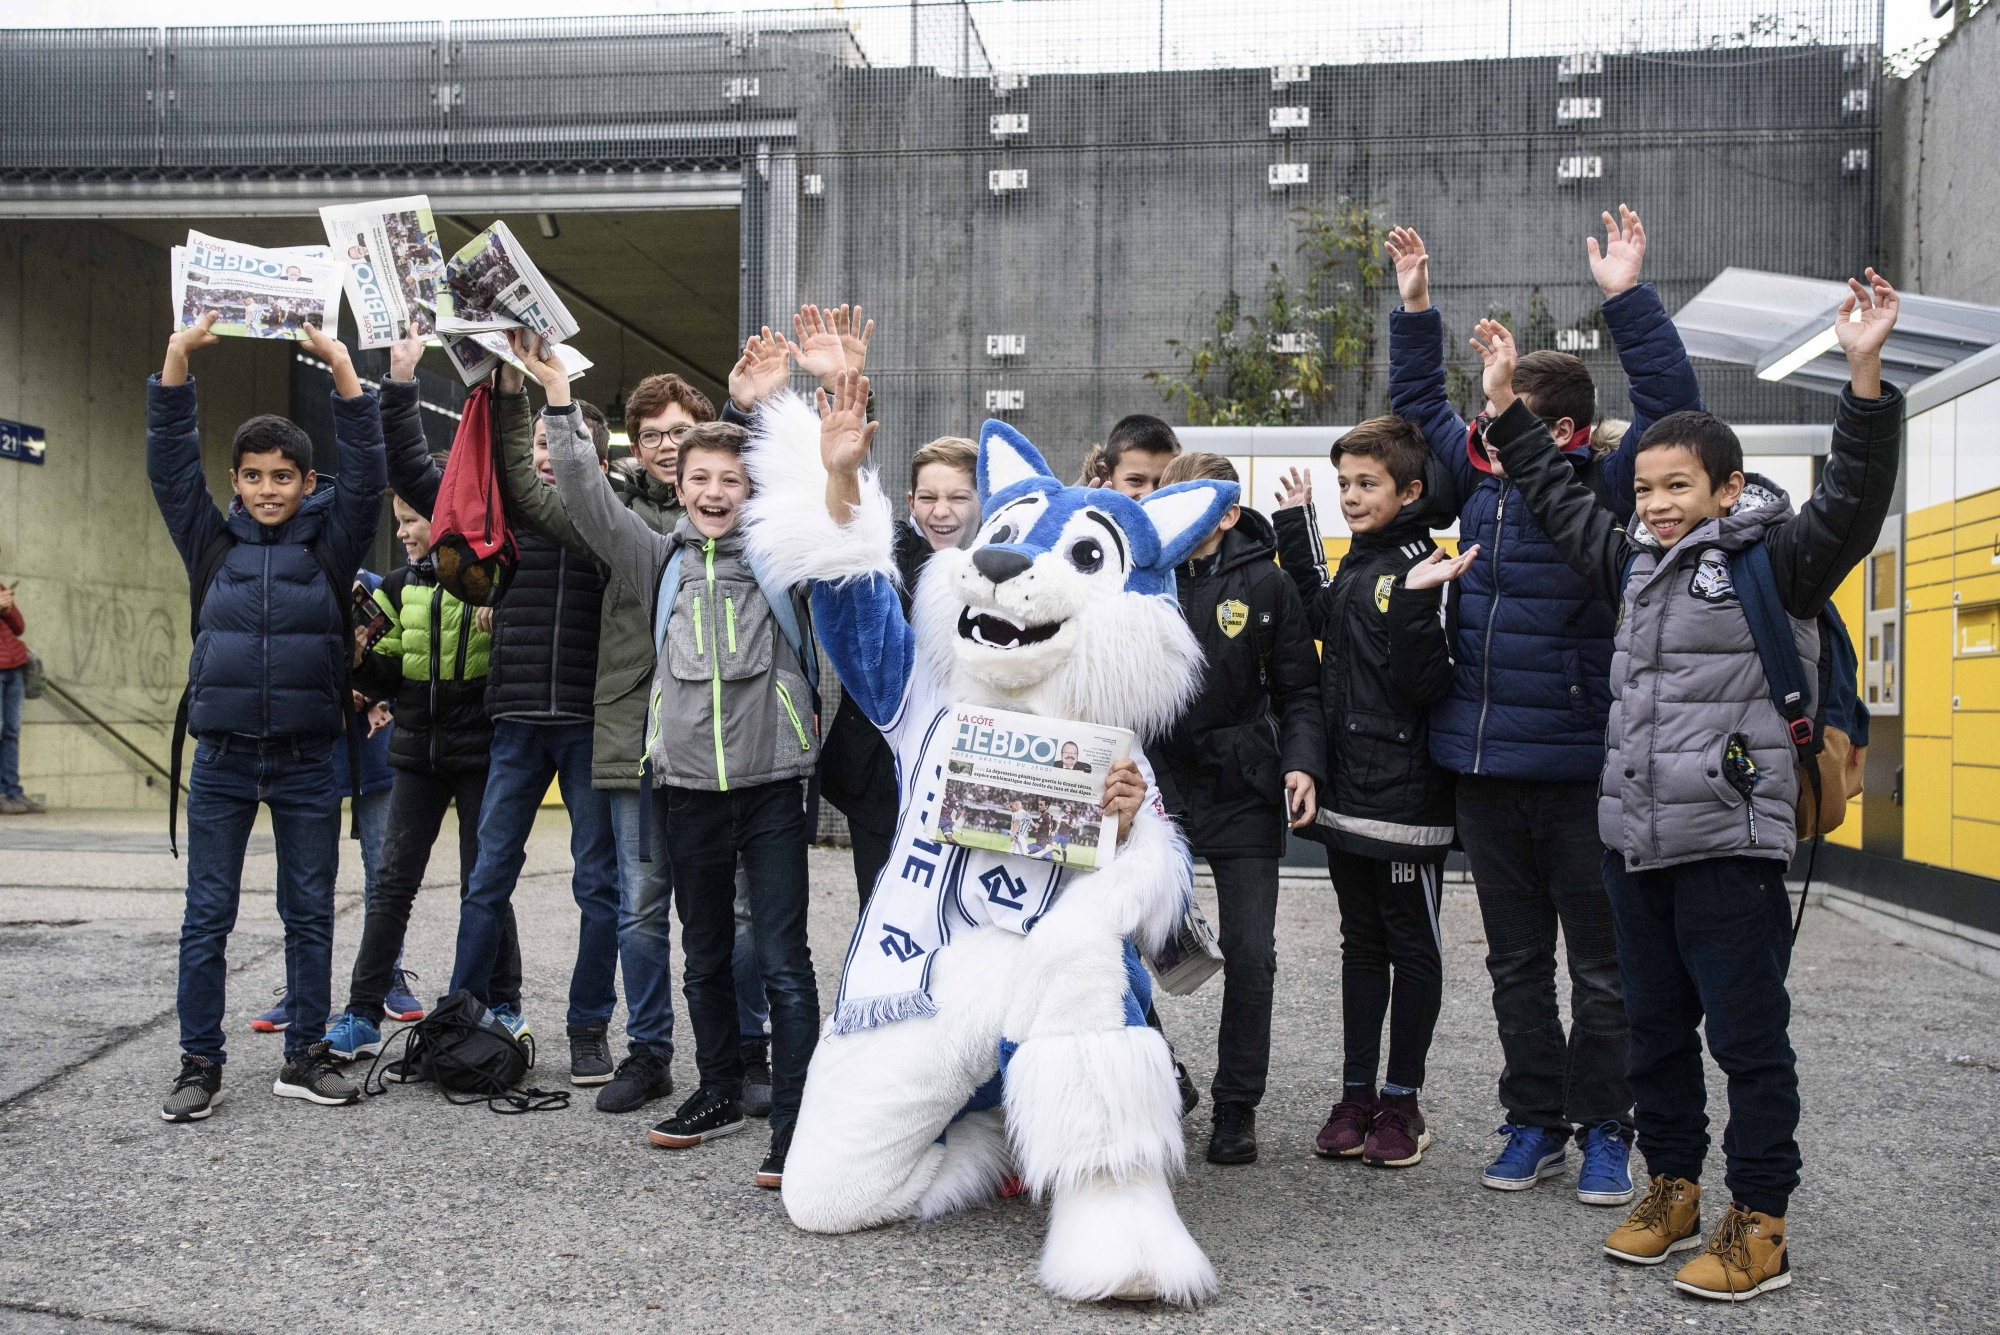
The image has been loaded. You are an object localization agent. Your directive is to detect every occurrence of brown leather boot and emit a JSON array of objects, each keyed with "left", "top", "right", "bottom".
[
  {"left": 1673, "top": 1203, "right": 1791, "bottom": 1301},
  {"left": 1602, "top": 1175, "right": 1702, "bottom": 1264}
]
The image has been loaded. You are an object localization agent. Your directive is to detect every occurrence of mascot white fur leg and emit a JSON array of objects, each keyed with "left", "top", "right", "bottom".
[{"left": 740, "top": 390, "right": 1230, "bottom": 1307}]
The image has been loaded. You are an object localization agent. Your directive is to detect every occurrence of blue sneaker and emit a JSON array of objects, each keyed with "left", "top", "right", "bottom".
[
  {"left": 1576, "top": 1120, "right": 1637, "bottom": 1206},
  {"left": 493, "top": 1004, "right": 531, "bottom": 1045},
  {"left": 250, "top": 987, "right": 291, "bottom": 1033},
  {"left": 323, "top": 1012, "right": 383, "bottom": 1062},
  {"left": 383, "top": 970, "right": 425, "bottom": 1023},
  {"left": 1481, "top": 1123, "right": 1568, "bottom": 1191}
]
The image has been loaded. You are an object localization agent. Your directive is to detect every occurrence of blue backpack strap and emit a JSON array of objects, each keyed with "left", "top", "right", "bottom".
[
  {"left": 748, "top": 551, "right": 818, "bottom": 694},
  {"left": 1728, "top": 539, "right": 1814, "bottom": 764},
  {"left": 652, "top": 546, "right": 686, "bottom": 656},
  {"left": 1816, "top": 599, "right": 1870, "bottom": 748}
]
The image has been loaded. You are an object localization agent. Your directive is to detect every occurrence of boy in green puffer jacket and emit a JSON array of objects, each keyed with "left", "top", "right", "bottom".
[{"left": 320, "top": 382, "right": 514, "bottom": 1065}]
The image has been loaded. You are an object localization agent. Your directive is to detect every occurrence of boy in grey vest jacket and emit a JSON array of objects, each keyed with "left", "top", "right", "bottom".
[
  {"left": 524, "top": 339, "right": 820, "bottom": 1193},
  {"left": 1476, "top": 271, "right": 1904, "bottom": 1303}
]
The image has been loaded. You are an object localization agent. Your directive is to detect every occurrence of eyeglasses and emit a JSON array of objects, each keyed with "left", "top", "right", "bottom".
[{"left": 636, "top": 425, "right": 694, "bottom": 449}]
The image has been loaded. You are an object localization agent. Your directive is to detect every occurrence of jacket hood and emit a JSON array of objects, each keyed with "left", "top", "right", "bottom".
[
  {"left": 1209, "top": 506, "right": 1277, "bottom": 574},
  {"left": 1628, "top": 470, "right": 1793, "bottom": 556},
  {"left": 225, "top": 482, "right": 334, "bottom": 544},
  {"left": 611, "top": 458, "right": 680, "bottom": 511}
]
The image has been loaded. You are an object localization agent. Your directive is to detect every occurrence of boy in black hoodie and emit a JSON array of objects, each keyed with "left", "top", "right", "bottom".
[
  {"left": 1272, "top": 417, "right": 1472, "bottom": 1169},
  {"left": 1153, "top": 453, "right": 1324, "bottom": 1168}
]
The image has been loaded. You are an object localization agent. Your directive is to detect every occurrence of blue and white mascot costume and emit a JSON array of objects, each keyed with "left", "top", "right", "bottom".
[{"left": 740, "top": 398, "right": 1238, "bottom": 1306}]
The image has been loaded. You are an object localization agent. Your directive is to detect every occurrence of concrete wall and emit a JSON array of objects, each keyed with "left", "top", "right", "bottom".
[
  {"left": 1881, "top": 3, "right": 2000, "bottom": 303},
  {"left": 0, "top": 220, "right": 288, "bottom": 808}
]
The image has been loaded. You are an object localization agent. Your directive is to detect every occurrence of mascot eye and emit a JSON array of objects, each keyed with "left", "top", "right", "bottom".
[
  {"left": 988, "top": 523, "right": 1017, "bottom": 545},
  {"left": 1067, "top": 537, "right": 1105, "bottom": 573}
]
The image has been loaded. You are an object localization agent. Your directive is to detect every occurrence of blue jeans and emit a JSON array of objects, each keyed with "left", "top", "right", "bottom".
[
  {"left": 450, "top": 720, "right": 619, "bottom": 1029},
  {"left": 0, "top": 666, "right": 23, "bottom": 798},
  {"left": 1602, "top": 851, "right": 1799, "bottom": 1218},
  {"left": 180, "top": 736, "right": 339, "bottom": 1064},
  {"left": 607, "top": 788, "right": 770, "bottom": 1054},
  {"left": 343, "top": 786, "right": 395, "bottom": 972}
]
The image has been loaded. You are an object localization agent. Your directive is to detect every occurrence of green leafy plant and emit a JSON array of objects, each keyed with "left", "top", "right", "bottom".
[{"left": 1147, "top": 199, "right": 1390, "bottom": 426}]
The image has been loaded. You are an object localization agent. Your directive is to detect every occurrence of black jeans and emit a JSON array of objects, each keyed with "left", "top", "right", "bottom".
[
  {"left": 1456, "top": 775, "right": 1631, "bottom": 1134},
  {"left": 1603, "top": 851, "right": 1800, "bottom": 1218},
  {"left": 1325, "top": 849, "right": 1443, "bottom": 1091},
  {"left": 663, "top": 780, "right": 820, "bottom": 1133},
  {"left": 1208, "top": 856, "right": 1281, "bottom": 1107},
  {"left": 347, "top": 767, "right": 520, "bottom": 1023}
]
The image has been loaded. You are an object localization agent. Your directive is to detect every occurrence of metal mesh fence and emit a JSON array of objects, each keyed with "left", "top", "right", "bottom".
[{"left": 0, "top": 0, "right": 1882, "bottom": 484}]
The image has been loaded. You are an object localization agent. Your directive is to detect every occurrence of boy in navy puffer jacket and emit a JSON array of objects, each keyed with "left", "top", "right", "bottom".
[
  {"left": 147, "top": 313, "right": 385, "bottom": 1122},
  {"left": 1383, "top": 209, "right": 1703, "bottom": 1205}
]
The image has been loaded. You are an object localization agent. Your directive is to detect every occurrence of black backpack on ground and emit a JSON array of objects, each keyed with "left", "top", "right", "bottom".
[
  {"left": 363, "top": 989, "right": 569, "bottom": 1115},
  {"left": 167, "top": 528, "right": 363, "bottom": 856}
]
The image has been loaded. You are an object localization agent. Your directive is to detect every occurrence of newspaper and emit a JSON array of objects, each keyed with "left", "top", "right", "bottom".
[
  {"left": 925, "top": 703, "right": 1134, "bottom": 872},
  {"left": 441, "top": 331, "right": 594, "bottom": 388},
  {"left": 1146, "top": 901, "right": 1225, "bottom": 996},
  {"left": 318, "top": 195, "right": 445, "bottom": 347},
  {"left": 433, "top": 220, "right": 580, "bottom": 345},
  {"left": 173, "top": 232, "right": 344, "bottom": 341}
]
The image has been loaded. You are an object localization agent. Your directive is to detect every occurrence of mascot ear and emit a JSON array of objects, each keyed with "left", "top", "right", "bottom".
[
  {"left": 978, "top": 419, "right": 1058, "bottom": 504},
  {"left": 1141, "top": 479, "right": 1242, "bottom": 570}
]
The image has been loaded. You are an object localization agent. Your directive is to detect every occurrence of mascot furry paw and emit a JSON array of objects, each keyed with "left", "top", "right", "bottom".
[{"left": 739, "top": 395, "right": 1237, "bottom": 1307}]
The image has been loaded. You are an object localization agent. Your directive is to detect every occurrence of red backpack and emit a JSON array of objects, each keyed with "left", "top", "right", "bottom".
[{"left": 429, "top": 384, "right": 517, "bottom": 605}]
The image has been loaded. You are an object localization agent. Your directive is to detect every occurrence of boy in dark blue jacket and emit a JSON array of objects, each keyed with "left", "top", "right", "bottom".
[
  {"left": 148, "top": 313, "right": 386, "bottom": 1122},
  {"left": 1383, "top": 208, "right": 1702, "bottom": 1204}
]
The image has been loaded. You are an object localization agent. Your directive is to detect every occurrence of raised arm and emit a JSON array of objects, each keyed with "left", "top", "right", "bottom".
[
  {"left": 518, "top": 336, "right": 670, "bottom": 605},
  {"left": 1479, "top": 321, "right": 1632, "bottom": 603},
  {"left": 1384, "top": 226, "right": 1478, "bottom": 499},
  {"left": 1767, "top": 270, "right": 1905, "bottom": 618},
  {"left": 147, "top": 313, "right": 227, "bottom": 568},
  {"left": 301, "top": 324, "right": 386, "bottom": 578},
  {"left": 1591, "top": 206, "right": 1704, "bottom": 512},
  {"left": 483, "top": 354, "right": 590, "bottom": 556},
  {"left": 1268, "top": 467, "right": 1337, "bottom": 636}
]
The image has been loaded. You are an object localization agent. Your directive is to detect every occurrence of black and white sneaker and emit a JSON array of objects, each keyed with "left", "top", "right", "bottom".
[
  {"left": 596, "top": 1047, "right": 674, "bottom": 1114},
  {"left": 161, "top": 1054, "right": 222, "bottom": 1122},
  {"left": 741, "top": 1040, "right": 773, "bottom": 1119},
  {"left": 756, "top": 1122, "right": 794, "bottom": 1189},
  {"left": 569, "top": 1025, "right": 614, "bottom": 1086},
  {"left": 647, "top": 1086, "right": 745, "bottom": 1148},
  {"left": 273, "top": 1042, "right": 362, "bottom": 1106}
]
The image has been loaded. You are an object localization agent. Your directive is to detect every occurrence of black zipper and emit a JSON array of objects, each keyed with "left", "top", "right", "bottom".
[
  {"left": 428, "top": 582, "right": 444, "bottom": 771},
  {"left": 550, "top": 548, "right": 566, "bottom": 715},
  {"left": 1471, "top": 482, "right": 1509, "bottom": 774}
]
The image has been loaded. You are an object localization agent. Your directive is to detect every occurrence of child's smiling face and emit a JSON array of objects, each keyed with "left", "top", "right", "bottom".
[
  {"left": 1633, "top": 444, "right": 1744, "bottom": 549},
  {"left": 909, "top": 462, "right": 979, "bottom": 550},
  {"left": 231, "top": 449, "right": 315, "bottom": 527},
  {"left": 1336, "top": 453, "right": 1422, "bottom": 534},
  {"left": 681, "top": 444, "right": 750, "bottom": 538}
]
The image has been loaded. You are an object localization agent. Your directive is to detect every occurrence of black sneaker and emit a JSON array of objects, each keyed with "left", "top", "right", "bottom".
[
  {"left": 1207, "top": 1101, "right": 1258, "bottom": 1165},
  {"left": 756, "top": 1122, "right": 794, "bottom": 1189},
  {"left": 596, "top": 1047, "right": 674, "bottom": 1114},
  {"left": 1175, "top": 1060, "right": 1200, "bottom": 1118},
  {"left": 273, "top": 1042, "right": 361, "bottom": 1106},
  {"left": 569, "top": 1025, "right": 614, "bottom": 1086},
  {"left": 741, "top": 1040, "right": 773, "bottom": 1119},
  {"left": 161, "top": 1054, "right": 222, "bottom": 1122},
  {"left": 648, "top": 1086, "right": 746, "bottom": 1149}
]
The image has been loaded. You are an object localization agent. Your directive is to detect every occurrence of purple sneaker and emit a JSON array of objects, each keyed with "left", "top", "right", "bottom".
[
  {"left": 1314, "top": 1091, "right": 1375, "bottom": 1159},
  {"left": 1362, "top": 1093, "right": 1431, "bottom": 1168}
]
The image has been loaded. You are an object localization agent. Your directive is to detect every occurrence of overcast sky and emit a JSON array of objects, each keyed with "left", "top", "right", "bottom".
[{"left": 0, "top": 0, "right": 1957, "bottom": 71}]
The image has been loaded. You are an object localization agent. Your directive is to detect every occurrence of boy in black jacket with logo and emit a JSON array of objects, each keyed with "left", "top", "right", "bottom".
[
  {"left": 1272, "top": 417, "right": 1473, "bottom": 1170},
  {"left": 1153, "top": 453, "right": 1324, "bottom": 1167}
]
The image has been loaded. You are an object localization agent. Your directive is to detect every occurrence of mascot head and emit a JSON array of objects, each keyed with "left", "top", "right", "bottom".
[{"left": 911, "top": 419, "right": 1239, "bottom": 737}]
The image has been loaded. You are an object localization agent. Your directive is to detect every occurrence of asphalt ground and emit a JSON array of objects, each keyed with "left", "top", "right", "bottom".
[{"left": 0, "top": 807, "right": 1995, "bottom": 1335}]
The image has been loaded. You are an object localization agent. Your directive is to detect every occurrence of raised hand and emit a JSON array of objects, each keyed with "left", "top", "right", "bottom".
[
  {"left": 817, "top": 367, "right": 877, "bottom": 477},
  {"left": 791, "top": 304, "right": 847, "bottom": 386},
  {"left": 506, "top": 329, "right": 569, "bottom": 407},
  {"left": 729, "top": 326, "right": 791, "bottom": 411},
  {"left": 162, "top": 311, "right": 221, "bottom": 386},
  {"left": 1587, "top": 204, "right": 1647, "bottom": 298},
  {"left": 300, "top": 320, "right": 362, "bottom": 398},
  {"left": 1470, "top": 318, "right": 1518, "bottom": 413},
  {"left": 1385, "top": 227, "right": 1431, "bottom": 313},
  {"left": 388, "top": 326, "right": 427, "bottom": 382},
  {"left": 828, "top": 303, "right": 873, "bottom": 374},
  {"left": 1835, "top": 267, "right": 1899, "bottom": 399},
  {"left": 1272, "top": 465, "right": 1312, "bottom": 511},
  {"left": 1101, "top": 757, "right": 1146, "bottom": 844},
  {"left": 1402, "top": 542, "right": 1481, "bottom": 590}
]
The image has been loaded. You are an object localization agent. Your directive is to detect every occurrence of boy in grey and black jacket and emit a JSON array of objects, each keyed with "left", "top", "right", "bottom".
[
  {"left": 1475, "top": 272, "right": 1903, "bottom": 1303},
  {"left": 525, "top": 337, "right": 819, "bottom": 1192}
]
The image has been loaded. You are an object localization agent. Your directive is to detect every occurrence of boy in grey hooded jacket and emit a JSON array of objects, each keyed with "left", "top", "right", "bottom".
[
  {"left": 1476, "top": 272, "right": 1903, "bottom": 1302},
  {"left": 528, "top": 340, "right": 820, "bottom": 1191}
]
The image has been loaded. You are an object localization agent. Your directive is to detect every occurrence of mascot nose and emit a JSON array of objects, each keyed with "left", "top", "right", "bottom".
[{"left": 971, "top": 546, "right": 1033, "bottom": 585}]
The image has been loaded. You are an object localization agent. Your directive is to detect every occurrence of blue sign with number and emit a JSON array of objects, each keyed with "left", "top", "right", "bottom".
[{"left": 0, "top": 419, "right": 45, "bottom": 465}]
